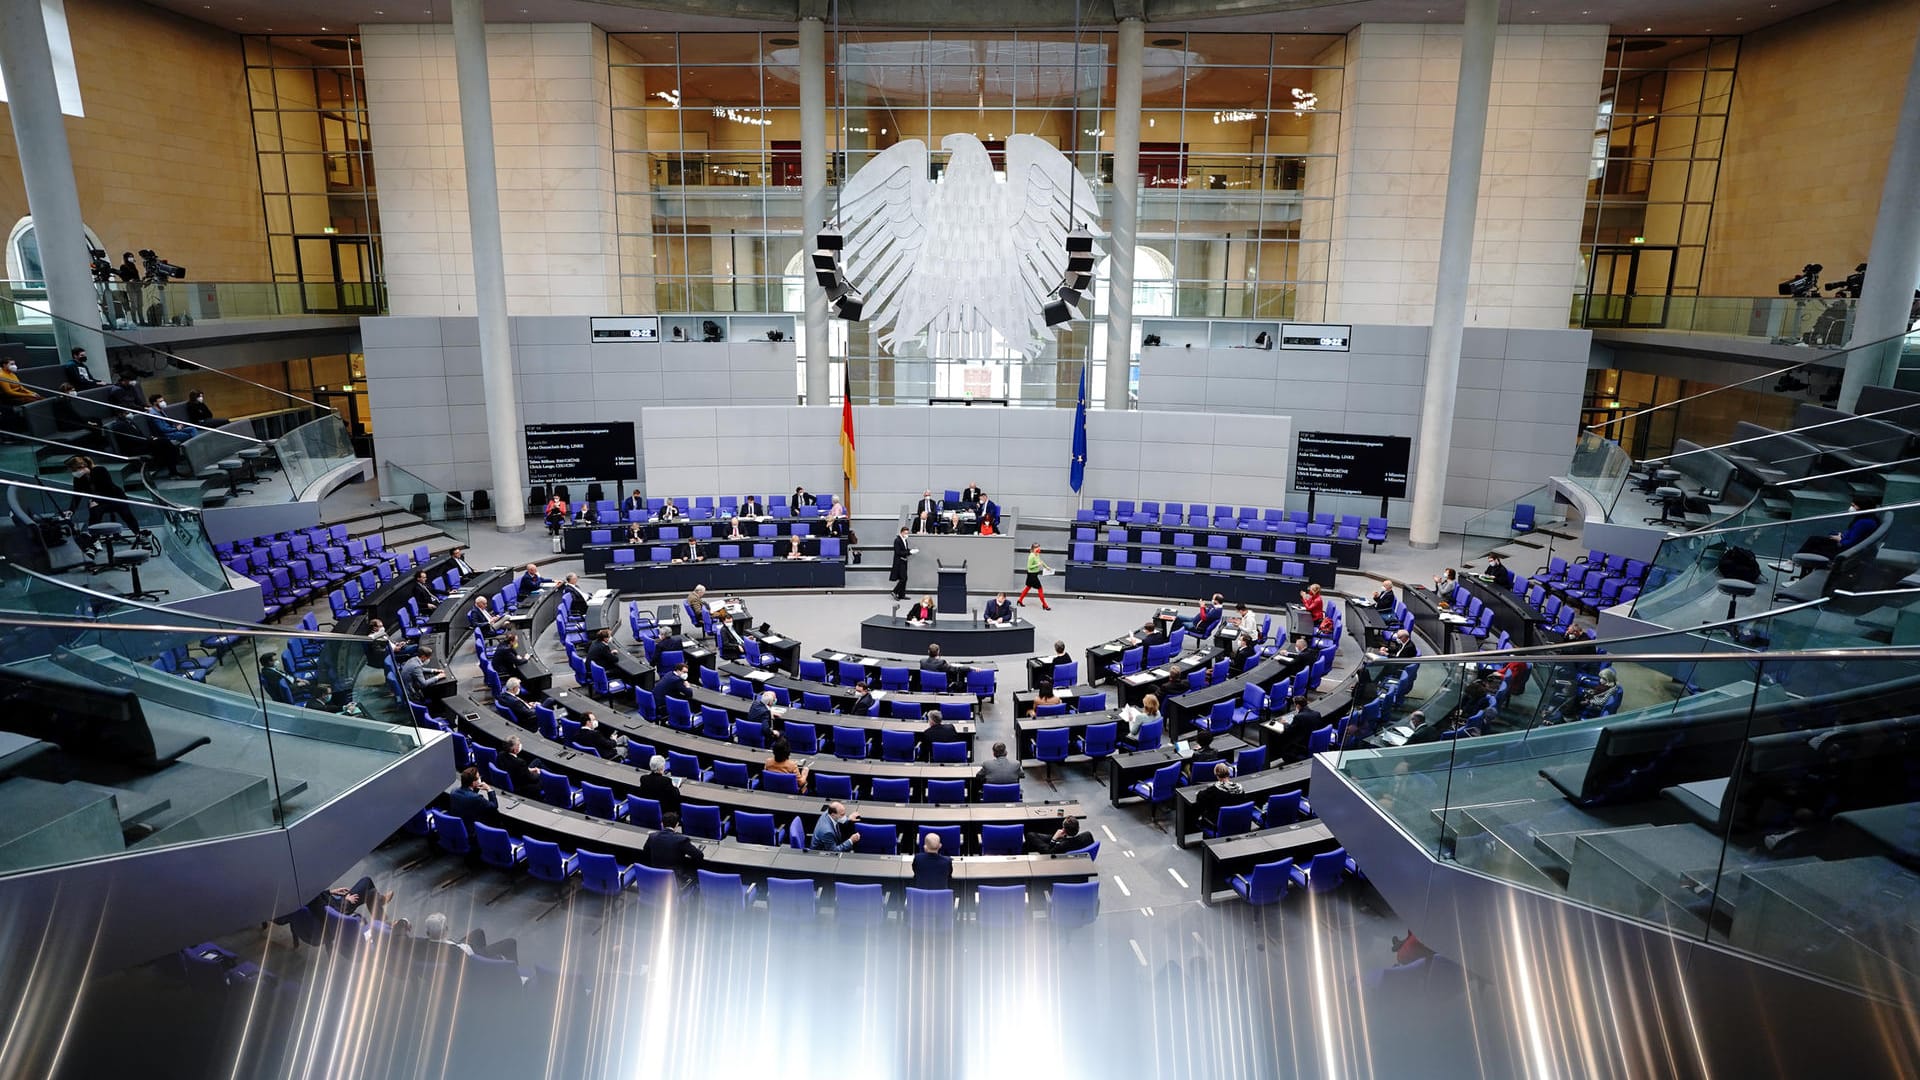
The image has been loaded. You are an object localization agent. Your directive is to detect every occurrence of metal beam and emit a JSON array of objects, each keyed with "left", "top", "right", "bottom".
[{"left": 595, "top": 0, "right": 1351, "bottom": 28}]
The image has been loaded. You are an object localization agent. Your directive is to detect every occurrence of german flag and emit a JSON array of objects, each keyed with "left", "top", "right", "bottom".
[{"left": 839, "top": 365, "right": 857, "bottom": 494}]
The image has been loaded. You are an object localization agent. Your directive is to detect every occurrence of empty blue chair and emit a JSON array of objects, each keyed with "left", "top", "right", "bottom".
[
  {"left": 854, "top": 823, "right": 898, "bottom": 855},
  {"left": 1074, "top": 721, "right": 1118, "bottom": 777},
  {"left": 1202, "top": 700, "right": 1237, "bottom": 736},
  {"left": 681, "top": 803, "right": 727, "bottom": 840},
  {"left": 976, "top": 884, "right": 1028, "bottom": 927},
  {"left": 981, "top": 782, "right": 1023, "bottom": 803},
  {"left": 701, "top": 706, "right": 733, "bottom": 740},
  {"left": 767, "top": 877, "right": 817, "bottom": 922},
  {"left": 524, "top": 838, "right": 578, "bottom": 883},
  {"left": 920, "top": 668, "right": 948, "bottom": 692},
  {"left": 879, "top": 666, "right": 911, "bottom": 692},
  {"left": 1076, "top": 691, "right": 1108, "bottom": 713},
  {"left": 667, "top": 751, "right": 702, "bottom": 780},
  {"left": 1034, "top": 727, "right": 1071, "bottom": 782},
  {"left": 580, "top": 782, "right": 624, "bottom": 821},
  {"left": 785, "top": 721, "right": 818, "bottom": 754},
  {"left": 813, "top": 773, "right": 854, "bottom": 800},
  {"left": 981, "top": 823, "right": 1025, "bottom": 855},
  {"left": 1232, "top": 858, "right": 1295, "bottom": 905},
  {"left": 1204, "top": 801, "right": 1256, "bottom": 839},
  {"left": 1233, "top": 683, "right": 1267, "bottom": 727},
  {"left": 931, "top": 740, "right": 969, "bottom": 763},
  {"left": 834, "top": 882, "right": 886, "bottom": 925},
  {"left": 869, "top": 777, "right": 912, "bottom": 801},
  {"left": 881, "top": 728, "right": 918, "bottom": 762},
  {"left": 709, "top": 760, "right": 753, "bottom": 789},
  {"left": 1128, "top": 761, "right": 1182, "bottom": 823},
  {"left": 539, "top": 772, "right": 580, "bottom": 809},
  {"left": 1049, "top": 881, "right": 1100, "bottom": 929},
  {"left": 1288, "top": 846, "right": 1353, "bottom": 893},
  {"left": 697, "top": 869, "right": 757, "bottom": 912},
  {"left": 1256, "top": 790, "right": 1312, "bottom": 827},
  {"left": 474, "top": 822, "right": 526, "bottom": 872},
  {"left": 1234, "top": 745, "right": 1269, "bottom": 774},
  {"left": 631, "top": 863, "right": 677, "bottom": 905},
  {"left": 799, "top": 658, "right": 829, "bottom": 682},
  {"left": 1512, "top": 504, "right": 1536, "bottom": 534},
  {"left": 926, "top": 778, "right": 969, "bottom": 803},
  {"left": 906, "top": 887, "right": 954, "bottom": 931},
  {"left": 576, "top": 849, "right": 640, "bottom": 895},
  {"left": 832, "top": 725, "right": 868, "bottom": 759}
]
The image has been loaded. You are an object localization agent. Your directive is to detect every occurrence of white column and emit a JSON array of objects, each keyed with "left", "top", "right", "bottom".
[
  {"left": 1407, "top": 0, "right": 1497, "bottom": 549},
  {"left": 1838, "top": 31, "right": 1920, "bottom": 411},
  {"left": 1103, "top": 18, "right": 1143, "bottom": 411},
  {"left": 800, "top": 17, "right": 831, "bottom": 406},
  {"left": 450, "top": 0, "right": 525, "bottom": 530},
  {"left": 0, "top": 0, "right": 106, "bottom": 370}
]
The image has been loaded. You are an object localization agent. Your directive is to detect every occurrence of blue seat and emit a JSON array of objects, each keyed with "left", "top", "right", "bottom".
[
  {"left": 759, "top": 769, "right": 800, "bottom": 795},
  {"left": 906, "top": 886, "right": 954, "bottom": 931},
  {"left": 1512, "top": 504, "right": 1536, "bottom": 534},
  {"left": 834, "top": 882, "right": 886, "bottom": 925},
  {"left": 681, "top": 803, "right": 727, "bottom": 840},
  {"left": 632, "top": 863, "right": 677, "bottom": 905},
  {"left": 1233, "top": 683, "right": 1267, "bottom": 728},
  {"left": 967, "top": 668, "right": 997, "bottom": 698},
  {"left": 1076, "top": 692, "right": 1107, "bottom": 713},
  {"left": 1201, "top": 700, "right": 1237, "bottom": 736},
  {"left": 931, "top": 740, "right": 969, "bottom": 763},
  {"left": 1128, "top": 761, "right": 1182, "bottom": 822},
  {"left": 1034, "top": 727, "right": 1071, "bottom": 781},
  {"left": 1232, "top": 858, "right": 1295, "bottom": 905},
  {"left": 1255, "top": 790, "right": 1312, "bottom": 827},
  {"left": 784, "top": 721, "right": 818, "bottom": 754},
  {"left": 1288, "top": 846, "right": 1354, "bottom": 893},
  {"left": 799, "top": 658, "right": 828, "bottom": 682},
  {"left": 667, "top": 751, "right": 702, "bottom": 780},
  {"left": 880, "top": 728, "right": 918, "bottom": 762},
  {"left": 576, "top": 849, "right": 640, "bottom": 895},
  {"left": 580, "top": 782, "right": 624, "bottom": 821},
  {"left": 920, "top": 668, "right": 948, "bottom": 693},
  {"left": 1073, "top": 721, "right": 1118, "bottom": 777},
  {"left": 1049, "top": 881, "right": 1100, "bottom": 929},
  {"left": 836, "top": 660, "right": 866, "bottom": 685},
  {"left": 1234, "top": 745, "right": 1269, "bottom": 774},
  {"left": 623, "top": 795, "right": 663, "bottom": 829},
  {"left": 925, "top": 778, "right": 969, "bottom": 803},
  {"left": 917, "top": 824, "right": 962, "bottom": 856},
  {"left": 474, "top": 822, "right": 526, "bottom": 872},
  {"left": 767, "top": 876, "right": 818, "bottom": 922},
  {"left": 879, "top": 666, "right": 911, "bottom": 692},
  {"left": 981, "top": 783, "right": 1023, "bottom": 803},
  {"left": 813, "top": 773, "right": 853, "bottom": 800},
  {"left": 854, "top": 823, "right": 899, "bottom": 855},
  {"left": 708, "top": 760, "right": 754, "bottom": 789},
  {"left": 832, "top": 725, "right": 868, "bottom": 759},
  {"left": 1118, "top": 716, "right": 1163, "bottom": 752},
  {"left": 1054, "top": 660, "right": 1078, "bottom": 686},
  {"left": 700, "top": 706, "right": 734, "bottom": 740},
  {"left": 697, "top": 869, "right": 757, "bottom": 912},
  {"left": 539, "top": 772, "right": 580, "bottom": 809},
  {"left": 1204, "top": 801, "right": 1256, "bottom": 839},
  {"left": 976, "top": 884, "right": 1028, "bottom": 927},
  {"left": 869, "top": 777, "right": 912, "bottom": 801},
  {"left": 524, "top": 838, "right": 577, "bottom": 883},
  {"left": 981, "top": 823, "right": 1025, "bottom": 855}
]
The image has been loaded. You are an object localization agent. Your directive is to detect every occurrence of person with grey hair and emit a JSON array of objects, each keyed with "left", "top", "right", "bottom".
[
  {"left": 422, "top": 912, "right": 517, "bottom": 964},
  {"left": 810, "top": 801, "right": 861, "bottom": 852},
  {"left": 496, "top": 676, "right": 537, "bottom": 728},
  {"left": 978, "top": 741, "right": 1022, "bottom": 785},
  {"left": 637, "top": 752, "right": 680, "bottom": 812},
  {"left": 746, "top": 689, "right": 777, "bottom": 732}
]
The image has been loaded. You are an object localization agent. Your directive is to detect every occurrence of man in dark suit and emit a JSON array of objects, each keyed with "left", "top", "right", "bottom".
[
  {"left": 1025, "top": 815, "right": 1098, "bottom": 854},
  {"left": 746, "top": 690, "right": 777, "bottom": 731},
  {"left": 983, "top": 592, "right": 1015, "bottom": 626},
  {"left": 637, "top": 754, "right": 681, "bottom": 813},
  {"left": 496, "top": 678, "right": 538, "bottom": 728},
  {"left": 910, "top": 832, "right": 952, "bottom": 890},
  {"left": 714, "top": 610, "right": 746, "bottom": 660},
  {"left": 466, "top": 598, "right": 507, "bottom": 644},
  {"left": 586, "top": 628, "right": 647, "bottom": 685},
  {"left": 654, "top": 661, "right": 691, "bottom": 703},
  {"left": 848, "top": 680, "right": 876, "bottom": 717},
  {"left": 961, "top": 482, "right": 984, "bottom": 505},
  {"left": 571, "top": 711, "right": 627, "bottom": 760},
  {"left": 890, "top": 527, "right": 913, "bottom": 600},
  {"left": 410, "top": 570, "right": 441, "bottom": 611},
  {"left": 1190, "top": 762, "right": 1246, "bottom": 830},
  {"left": 923, "top": 709, "right": 964, "bottom": 755},
  {"left": 641, "top": 811, "right": 705, "bottom": 885},
  {"left": 1124, "top": 618, "right": 1168, "bottom": 651},
  {"left": 1483, "top": 553, "right": 1514, "bottom": 590},
  {"left": 1370, "top": 579, "right": 1397, "bottom": 610},
  {"left": 448, "top": 545, "right": 477, "bottom": 577},
  {"left": 622, "top": 491, "right": 646, "bottom": 515},
  {"left": 497, "top": 735, "right": 542, "bottom": 792},
  {"left": 446, "top": 767, "right": 498, "bottom": 823},
  {"left": 914, "top": 489, "right": 941, "bottom": 524},
  {"left": 516, "top": 563, "right": 548, "bottom": 598},
  {"left": 739, "top": 494, "right": 765, "bottom": 517},
  {"left": 558, "top": 572, "right": 591, "bottom": 613},
  {"left": 1184, "top": 730, "right": 1227, "bottom": 783},
  {"left": 492, "top": 630, "right": 531, "bottom": 678},
  {"left": 1381, "top": 629, "right": 1417, "bottom": 659},
  {"left": 920, "top": 643, "right": 950, "bottom": 676}
]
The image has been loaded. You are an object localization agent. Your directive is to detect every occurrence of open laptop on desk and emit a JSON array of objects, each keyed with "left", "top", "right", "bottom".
[{"left": 1175, "top": 739, "right": 1194, "bottom": 759}]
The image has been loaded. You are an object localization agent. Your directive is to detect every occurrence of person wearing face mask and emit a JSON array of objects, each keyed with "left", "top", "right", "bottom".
[
  {"left": 0, "top": 357, "right": 39, "bottom": 433},
  {"left": 145, "top": 394, "right": 193, "bottom": 443},
  {"left": 65, "top": 455, "right": 142, "bottom": 534}
]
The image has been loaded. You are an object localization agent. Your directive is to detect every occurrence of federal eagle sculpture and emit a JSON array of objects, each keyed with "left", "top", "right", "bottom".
[{"left": 837, "top": 132, "right": 1103, "bottom": 360}]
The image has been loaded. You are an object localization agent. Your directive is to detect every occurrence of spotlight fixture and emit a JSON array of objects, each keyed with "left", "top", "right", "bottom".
[
  {"left": 1045, "top": 228, "right": 1098, "bottom": 327},
  {"left": 812, "top": 226, "right": 865, "bottom": 322}
]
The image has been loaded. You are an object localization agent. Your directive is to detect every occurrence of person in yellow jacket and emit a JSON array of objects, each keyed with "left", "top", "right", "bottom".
[{"left": 0, "top": 357, "right": 40, "bottom": 434}]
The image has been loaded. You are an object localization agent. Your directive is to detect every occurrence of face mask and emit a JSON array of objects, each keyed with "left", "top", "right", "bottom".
[{"left": 71, "top": 471, "right": 86, "bottom": 479}]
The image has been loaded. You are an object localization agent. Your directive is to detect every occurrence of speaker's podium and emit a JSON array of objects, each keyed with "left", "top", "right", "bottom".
[{"left": 936, "top": 560, "right": 969, "bottom": 616}]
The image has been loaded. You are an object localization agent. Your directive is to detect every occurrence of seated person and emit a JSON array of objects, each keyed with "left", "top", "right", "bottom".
[
  {"left": 738, "top": 494, "right": 766, "bottom": 518},
  {"left": 1483, "top": 553, "right": 1514, "bottom": 589},
  {"left": 1025, "top": 815, "right": 1097, "bottom": 855},
  {"left": 655, "top": 500, "right": 682, "bottom": 522},
  {"left": 910, "top": 508, "right": 938, "bottom": 536},
  {"left": 1031, "top": 680, "right": 1064, "bottom": 711},
  {"left": 982, "top": 591, "right": 1015, "bottom": 626},
  {"left": 922, "top": 708, "right": 962, "bottom": 754},
  {"left": 400, "top": 645, "right": 452, "bottom": 700},
  {"left": 912, "top": 490, "right": 940, "bottom": 528},
  {"left": 625, "top": 521, "right": 646, "bottom": 544},
  {"left": 586, "top": 627, "right": 647, "bottom": 683},
  {"left": 978, "top": 741, "right": 1022, "bottom": 785},
  {"left": 653, "top": 660, "right": 692, "bottom": 702},
  {"left": 466, "top": 597, "right": 508, "bottom": 641},
  {"left": 1229, "top": 632, "right": 1258, "bottom": 673},
  {"left": 1123, "top": 617, "right": 1168, "bottom": 650},
  {"left": 515, "top": 562, "right": 548, "bottom": 596},
  {"left": 622, "top": 491, "right": 647, "bottom": 515},
  {"left": 911, "top": 832, "right": 952, "bottom": 890},
  {"left": 495, "top": 676, "right": 538, "bottom": 728},
  {"left": 306, "top": 682, "right": 350, "bottom": 714},
  {"left": 1431, "top": 567, "right": 1458, "bottom": 594},
  {"left": 1190, "top": 762, "right": 1246, "bottom": 830},
  {"left": 1184, "top": 730, "right": 1226, "bottom": 782},
  {"left": 558, "top": 572, "right": 590, "bottom": 612},
  {"left": 792, "top": 486, "right": 814, "bottom": 512},
  {"left": 784, "top": 533, "right": 806, "bottom": 559},
  {"left": 1121, "top": 693, "right": 1161, "bottom": 741},
  {"left": 810, "top": 802, "right": 860, "bottom": 852},
  {"left": 144, "top": 395, "right": 194, "bottom": 442},
  {"left": 543, "top": 495, "right": 568, "bottom": 534},
  {"left": 410, "top": 570, "right": 441, "bottom": 611},
  {"left": 637, "top": 755, "right": 681, "bottom": 813},
  {"left": 641, "top": 811, "right": 706, "bottom": 885},
  {"left": 847, "top": 679, "right": 876, "bottom": 717},
  {"left": 1371, "top": 579, "right": 1397, "bottom": 610},
  {"left": 712, "top": 609, "right": 746, "bottom": 660},
  {"left": 823, "top": 496, "right": 848, "bottom": 537},
  {"left": 725, "top": 516, "right": 747, "bottom": 541},
  {"left": 259, "top": 653, "right": 309, "bottom": 704},
  {"left": 1377, "top": 628, "right": 1417, "bottom": 660},
  {"left": 678, "top": 539, "right": 705, "bottom": 563},
  {"left": 763, "top": 737, "right": 810, "bottom": 790},
  {"left": 1173, "top": 594, "right": 1223, "bottom": 631},
  {"left": 497, "top": 735, "right": 543, "bottom": 791},
  {"left": 1791, "top": 496, "right": 1881, "bottom": 572},
  {"left": 446, "top": 767, "right": 499, "bottom": 823},
  {"left": 491, "top": 632, "right": 532, "bottom": 678},
  {"left": 572, "top": 711, "right": 627, "bottom": 760},
  {"left": 575, "top": 502, "right": 599, "bottom": 526},
  {"left": 906, "top": 595, "right": 937, "bottom": 623}
]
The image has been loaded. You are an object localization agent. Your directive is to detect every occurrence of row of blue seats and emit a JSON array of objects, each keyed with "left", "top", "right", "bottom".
[
  {"left": 1536, "top": 550, "right": 1650, "bottom": 611},
  {"left": 1081, "top": 500, "right": 1389, "bottom": 540},
  {"left": 602, "top": 539, "right": 844, "bottom": 565},
  {"left": 420, "top": 809, "right": 1101, "bottom": 925},
  {"left": 324, "top": 552, "right": 455, "bottom": 626},
  {"left": 1070, "top": 544, "right": 1324, "bottom": 578},
  {"left": 1229, "top": 849, "right": 1361, "bottom": 905},
  {"left": 572, "top": 493, "right": 839, "bottom": 521}
]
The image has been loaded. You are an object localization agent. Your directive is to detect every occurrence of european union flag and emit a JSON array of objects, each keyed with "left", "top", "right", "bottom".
[{"left": 1070, "top": 364, "right": 1088, "bottom": 493}]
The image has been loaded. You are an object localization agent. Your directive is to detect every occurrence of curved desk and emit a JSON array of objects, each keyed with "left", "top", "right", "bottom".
[
  {"left": 605, "top": 557, "right": 844, "bottom": 595},
  {"left": 714, "top": 659, "right": 978, "bottom": 719},
  {"left": 859, "top": 615, "right": 1035, "bottom": 658}
]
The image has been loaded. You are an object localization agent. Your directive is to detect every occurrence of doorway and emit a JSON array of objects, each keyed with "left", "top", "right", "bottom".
[
  {"left": 1582, "top": 244, "right": 1676, "bottom": 329},
  {"left": 293, "top": 235, "right": 379, "bottom": 314}
]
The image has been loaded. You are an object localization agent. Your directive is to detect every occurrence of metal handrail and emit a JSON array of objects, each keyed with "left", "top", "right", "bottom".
[
  {"left": 1377, "top": 593, "right": 1829, "bottom": 666},
  {"left": 0, "top": 471, "right": 203, "bottom": 517},
  {"left": 29, "top": 385, "right": 271, "bottom": 444},
  {"left": 1652, "top": 396, "right": 1920, "bottom": 464},
  {"left": 1659, "top": 493, "right": 1915, "bottom": 540},
  {"left": 0, "top": 562, "right": 370, "bottom": 642}
]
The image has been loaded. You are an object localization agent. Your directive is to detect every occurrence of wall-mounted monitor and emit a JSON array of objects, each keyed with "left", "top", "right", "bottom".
[
  {"left": 590, "top": 316, "right": 660, "bottom": 343},
  {"left": 526, "top": 422, "right": 638, "bottom": 484},
  {"left": 1292, "top": 431, "right": 1410, "bottom": 498},
  {"left": 1279, "top": 322, "right": 1352, "bottom": 352}
]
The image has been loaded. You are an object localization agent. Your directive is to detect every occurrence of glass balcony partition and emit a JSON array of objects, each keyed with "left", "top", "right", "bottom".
[
  {"left": 0, "top": 474, "right": 229, "bottom": 600},
  {"left": 0, "top": 280, "right": 382, "bottom": 330},
  {"left": 1332, "top": 627, "right": 1920, "bottom": 1006},
  {"left": 1458, "top": 484, "right": 1572, "bottom": 569},
  {"left": 1566, "top": 431, "right": 1632, "bottom": 517},
  {"left": 1572, "top": 293, "right": 1860, "bottom": 347},
  {"left": 380, "top": 463, "right": 471, "bottom": 547}
]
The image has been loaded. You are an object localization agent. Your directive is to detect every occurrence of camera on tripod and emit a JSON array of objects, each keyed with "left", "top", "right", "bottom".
[
  {"left": 1824, "top": 263, "right": 1867, "bottom": 298},
  {"left": 138, "top": 249, "right": 186, "bottom": 282},
  {"left": 1778, "top": 263, "right": 1823, "bottom": 298},
  {"left": 87, "top": 247, "right": 115, "bottom": 284}
]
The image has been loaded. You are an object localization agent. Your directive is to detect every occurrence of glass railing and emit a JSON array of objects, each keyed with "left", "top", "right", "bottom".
[
  {"left": 0, "top": 594, "right": 425, "bottom": 879},
  {"left": 0, "top": 278, "right": 383, "bottom": 328},
  {"left": 0, "top": 290, "right": 360, "bottom": 503},
  {"left": 1566, "top": 431, "right": 1632, "bottom": 513},
  {"left": 1458, "top": 483, "right": 1573, "bottom": 568},
  {"left": 381, "top": 462, "right": 471, "bottom": 546},
  {"left": 1332, "top": 622, "right": 1920, "bottom": 1006},
  {"left": 1572, "top": 293, "right": 1861, "bottom": 347},
  {"left": 0, "top": 473, "right": 228, "bottom": 596},
  {"left": 1630, "top": 496, "right": 1920, "bottom": 631}
]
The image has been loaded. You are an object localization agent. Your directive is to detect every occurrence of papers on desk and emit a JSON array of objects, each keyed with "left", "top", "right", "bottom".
[
  {"left": 826, "top": 652, "right": 850, "bottom": 661},
  {"left": 1440, "top": 613, "right": 1470, "bottom": 624},
  {"left": 746, "top": 670, "right": 772, "bottom": 682},
  {"left": 871, "top": 689, "right": 888, "bottom": 699},
  {"left": 762, "top": 636, "right": 787, "bottom": 646}
]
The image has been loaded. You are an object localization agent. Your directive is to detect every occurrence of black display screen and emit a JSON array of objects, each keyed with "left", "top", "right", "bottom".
[
  {"left": 1292, "top": 431, "right": 1411, "bottom": 498},
  {"left": 525, "top": 422, "right": 638, "bottom": 484}
]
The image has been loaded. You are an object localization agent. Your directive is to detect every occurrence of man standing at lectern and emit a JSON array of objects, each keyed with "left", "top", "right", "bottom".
[{"left": 891, "top": 526, "right": 914, "bottom": 600}]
